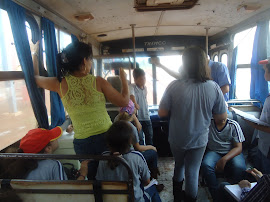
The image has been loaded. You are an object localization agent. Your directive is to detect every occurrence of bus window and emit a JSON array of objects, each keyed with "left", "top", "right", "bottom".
[
  {"left": 234, "top": 26, "right": 256, "bottom": 99},
  {"left": 59, "top": 30, "right": 72, "bottom": 51},
  {"left": 0, "top": 9, "right": 37, "bottom": 150},
  {"left": 156, "top": 55, "right": 181, "bottom": 104},
  {"left": 213, "top": 54, "right": 218, "bottom": 62},
  {"left": 221, "top": 53, "right": 228, "bottom": 67}
]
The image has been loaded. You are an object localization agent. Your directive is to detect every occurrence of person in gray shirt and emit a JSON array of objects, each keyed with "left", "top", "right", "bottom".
[
  {"left": 159, "top": 47, "right": 227, "bottom": 202},
  {"left": 201, "top": 117, "right": 246, "bottom": 201},
  {"left": 96, "top": 121, "right": 161, "bottom": 202}
]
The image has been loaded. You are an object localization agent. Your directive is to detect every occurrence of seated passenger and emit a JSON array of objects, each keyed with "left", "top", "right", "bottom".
[
  {"left": 201, "top": 116, "right": 246, "bottom": 201},
  {"left": 218, "top": 168, "right": 270, "bottom": 202},
  {"left": 115, "top": 100, "right": 160, "bottom": 179},
  {"left": 0, "top": 125, "right": 88, "bottom": 181},
  {"left": 96, "top": 121, "right": 161, "bottom": 202}
]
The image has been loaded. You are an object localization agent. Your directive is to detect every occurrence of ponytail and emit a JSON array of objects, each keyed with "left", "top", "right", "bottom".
[{"left": 56, "top": 42, "right": 93, "bottom": 81}]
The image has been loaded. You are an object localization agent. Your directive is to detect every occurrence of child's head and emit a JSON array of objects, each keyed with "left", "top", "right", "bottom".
[
  {"left": 19, "top": 127, "right": 63, "bottom": 154},
  {"left": 106, "top": 121, "right": 133, "bottom": 154},
  {"left": 259, "top": 58, "right": 270, "bottom": 81},
  {"left": 133, "top": 68, "right": 146, "bottom": 87},
  {"left": 118, "top": 100, "right": 135, "bottom": 122}
]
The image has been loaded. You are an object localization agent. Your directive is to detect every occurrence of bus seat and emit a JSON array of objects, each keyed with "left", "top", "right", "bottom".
[
  {"left": 0, "top": 180, "right": 132, "bottom": 202},
  {"left": 107, "top": 76, "right": 122, "bottom": 93}
]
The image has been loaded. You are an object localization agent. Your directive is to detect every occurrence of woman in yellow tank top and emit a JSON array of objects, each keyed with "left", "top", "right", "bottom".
[{"left": 32, "top": 42, "right": 129, "bottom": 179}]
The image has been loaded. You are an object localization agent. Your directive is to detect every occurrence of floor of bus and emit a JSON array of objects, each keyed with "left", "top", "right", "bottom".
[{"left": 158, "top": 157, "right": 211, "bottom": 202}]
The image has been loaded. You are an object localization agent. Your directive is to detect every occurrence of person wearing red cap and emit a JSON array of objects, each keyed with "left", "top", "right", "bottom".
[
  {"left": 245, "top": 58, "right": 270, "bottom": 174},
  {"left": 0, "top": 126, "right": 88, "bottom": 181}
]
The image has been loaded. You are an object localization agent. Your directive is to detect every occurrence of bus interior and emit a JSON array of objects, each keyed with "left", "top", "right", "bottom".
[{"left": 0, "top": 0, "right": 270, "bottom": 201}]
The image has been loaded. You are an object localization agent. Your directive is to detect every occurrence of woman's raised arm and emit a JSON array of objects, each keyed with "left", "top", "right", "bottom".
[
  {"left": 98, "top": 68, "right": 129, "bottom": 107},
  {"left": 31, "top": 41, "right": 60, "bottom": 94}
]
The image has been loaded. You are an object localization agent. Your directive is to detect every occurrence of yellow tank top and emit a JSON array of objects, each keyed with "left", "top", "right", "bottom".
[{"left": 61, "top": 74, "right": 112, "bottom": 139}]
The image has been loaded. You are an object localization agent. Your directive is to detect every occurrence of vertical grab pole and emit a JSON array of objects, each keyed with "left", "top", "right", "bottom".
[
  {"left": 205, "top": 27, "right": 210, "bottom": 56},
  {"left": 130, "top": 24, "right": 136, "bottom": 69}
]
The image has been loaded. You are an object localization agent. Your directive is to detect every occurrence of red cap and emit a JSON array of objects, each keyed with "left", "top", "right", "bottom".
[
  {"left": 259, "top": 58, "right": 270, "bottom": 65},
  {"left": 20, "top": 127, "right": 63, "bottom": 153}
]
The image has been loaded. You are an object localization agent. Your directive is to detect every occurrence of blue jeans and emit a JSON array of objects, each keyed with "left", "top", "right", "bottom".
[
  {"left": 139, "top": 120, "right": 153, "bottom": 145},
  {"left": 170, "top": 144, "right": 206, "bottom": 198},
  {"left": 201, "top": 151, "right": 246, "bottom": 200},
  {"left": 73, "top": 132, "right": 108, "bottom": 180},
  {"left": 144, "top": 185, "right": 161, "bottom": 202},
  {"left": 255, "top": 149, "right": 270, "bottom": 174},
  {"left": 141, "top": 149, "right": 158, "bottom": 169}
]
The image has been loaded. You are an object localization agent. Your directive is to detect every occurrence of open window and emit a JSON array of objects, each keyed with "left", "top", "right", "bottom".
[{"left": 0, "top": 9, "right": 37, "bottom": 150}]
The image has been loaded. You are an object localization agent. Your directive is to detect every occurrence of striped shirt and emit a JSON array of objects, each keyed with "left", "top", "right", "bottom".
[
  {"left": 207, "top": 119, "right": 245, "bottom": 154},
  {"left": 25, "top": 160, "right": 67, "bottom": 180}
]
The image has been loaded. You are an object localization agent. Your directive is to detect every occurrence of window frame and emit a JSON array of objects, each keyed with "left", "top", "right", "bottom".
[{"left": 0, "top": 11, "right": 39, "bottom": 81}]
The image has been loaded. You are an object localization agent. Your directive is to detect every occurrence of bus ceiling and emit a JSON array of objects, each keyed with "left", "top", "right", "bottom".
[{"left": 17, "top": 0, "right": 270, "bottom": 44}]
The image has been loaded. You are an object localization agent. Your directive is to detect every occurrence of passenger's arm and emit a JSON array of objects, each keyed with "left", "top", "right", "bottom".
[
  {"left": 132, "top": 114, "right": 142, "bottom": 132},
  {"left": 133, "top": 143, "right": 157, "bottom": 152},
  {"left": 220, "top": 84, "right": 230, "bottom": 95},
  {"left": 245, "top": 120, "right": 270, "bottom": 133},
  {"left": 151, "top": 58, "right": 180, "bottom": 79},
  {"left": 130, "top": 95, "right": 140, "bottom": 110},
  {"left": 98, "top": 68, "right": 129, "bottom": 107},
  {"left": 158, "top": 108, "right": 169, "bottom": 117},
  {"left": 215, "top": 142, "right": 242, "bottom": 172},
  {"left": 34, "top": 76, "right": 61, "bottom": 93},
  {"left": 77, "top": 160, "right": 89, "bottom": 180},
  {"left": 32, "top": 41, "right": 61, "bottom": 93}
]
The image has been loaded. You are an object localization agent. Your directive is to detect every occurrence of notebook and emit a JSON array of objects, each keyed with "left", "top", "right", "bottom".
[
  {"left": 224, "top": 182, "right": 257, "bottom": 201},
  {"left": 231, "top": 107, "right": 270, "bottom": 127}
]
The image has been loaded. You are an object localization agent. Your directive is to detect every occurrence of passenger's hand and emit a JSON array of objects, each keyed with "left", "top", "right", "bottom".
[
  {"left": 119, "top": 68, "right": 127, "bottom": 81},
  {"left": 150, "top": 146, "right": 157, "bottom": 152},
  {"left": 79, "top": 160, "right": 90, "bottom": 177},
  {"left": 150, "top": 57, "right": 160, "bottom": 66},
  {"left": 135, "top": 121, "right": 142, "bottom": 132},
  {"left": 135, "top": 103, "right": 140, "bottom": 110},
  {"left": 247, "top": 168, "right": 263, "bottom": 181},
  {"left": 239, "top": 180, "right": 251, "bottom": 188},
  {"left": 215, "top": 158, "right": 227, "bottom": 173},
  {"left": 66, "top": 124, "right": 74, "bottom": 133},
  {"left": 30, "top": 40, "right": 40, "bottom": 55}
]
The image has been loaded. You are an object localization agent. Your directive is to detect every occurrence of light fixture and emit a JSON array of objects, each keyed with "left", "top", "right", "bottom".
[{"left": 74, "top": 13, "right": 94, "bottom": 21}]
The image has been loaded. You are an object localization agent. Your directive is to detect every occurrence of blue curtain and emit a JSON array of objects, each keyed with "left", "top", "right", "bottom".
[
  {"left": 2, "top": 0, "right": 49, "bottom": 128},
  {"left": 41, "top": 17, "right": 65, "bottom": 128},
  {"left": 250, "top": 21, "right": 269, "bottom": 105},
  {"left": 229, "top": 46, "right": 238, "bottom": 100},
  {"left": 71, "top": 34, "right": 79, "bottom": 43}
]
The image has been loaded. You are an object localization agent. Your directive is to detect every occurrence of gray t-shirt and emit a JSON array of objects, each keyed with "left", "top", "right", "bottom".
[
  {"left": 25, "top": 160, "right": 68, "bottom": 180},
  {"left": 129, "top": 84, "right": 150, "bottom": 121},
  {"left": 96, "top": 151, "right": 150, "bottom": 202},
  {"left": 159, "top": 79, "right": 227, "bottom": 149},
  {"left": 258, "top": 96, "right": 270, "bottom": 158},
  {"left": 208, "top": 119, "right": 245, "bottom": 154}
]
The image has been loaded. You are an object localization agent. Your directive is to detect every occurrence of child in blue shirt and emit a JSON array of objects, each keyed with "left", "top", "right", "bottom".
[
  {"left": 96, "top": 121, "right": 161, "bottom": 202},
  {"left": 130, "top": 68, "right": 153, "bottom": 145}
]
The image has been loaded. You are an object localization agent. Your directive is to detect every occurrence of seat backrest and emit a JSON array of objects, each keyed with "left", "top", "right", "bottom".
[
  {"left": 0, "top": 180, "right": 133, "bottom": 202},
  {"left": 107, "top": 76, "right": 122, "bottom": 93}
]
